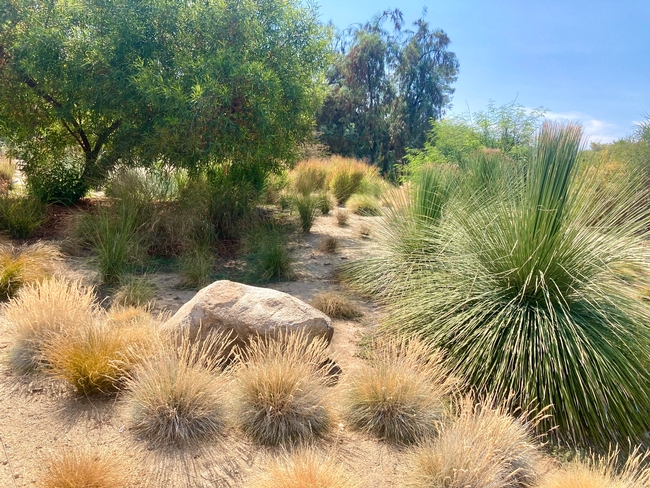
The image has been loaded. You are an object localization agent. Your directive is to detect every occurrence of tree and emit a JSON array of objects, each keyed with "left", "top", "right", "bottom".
[
  {"left": 0, "top": 0, "right": 331, "bottom": 196},
  {"left": 316, "top": 9, "right": 458, "bottom": 174}
]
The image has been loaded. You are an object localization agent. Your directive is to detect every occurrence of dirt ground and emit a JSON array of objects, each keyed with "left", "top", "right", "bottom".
[{"left": 0, "top": 210, "right": 411, "bottom": 487}]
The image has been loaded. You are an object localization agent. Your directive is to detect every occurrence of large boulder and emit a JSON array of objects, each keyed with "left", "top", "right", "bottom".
[{"left": 163, "top": 280, "right": 334, "bottom": 347}]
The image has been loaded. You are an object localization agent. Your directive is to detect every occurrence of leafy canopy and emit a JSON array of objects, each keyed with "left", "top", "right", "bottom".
[{"left": 0, "top": 0, "right": 331, "bottom": 191}]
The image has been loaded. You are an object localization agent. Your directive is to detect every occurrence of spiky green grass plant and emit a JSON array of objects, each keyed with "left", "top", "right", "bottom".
[
  {"left": 294, "top": 194, "right": 319, "bottom": 233},
  {"left": 344, "top": 122, "right": 650, "bottom": 447}
]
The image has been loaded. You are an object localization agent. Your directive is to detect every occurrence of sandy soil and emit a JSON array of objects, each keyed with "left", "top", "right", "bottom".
[{"left": 0, "top": 210, "right": 410, "bottom": 487}]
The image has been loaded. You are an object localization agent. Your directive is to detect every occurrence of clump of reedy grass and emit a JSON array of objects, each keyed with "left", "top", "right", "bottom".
[
  {"left": 124, "top": 331, "right": 232, "bottom": 446},
  {"left": 405, "top": 398, "right": 543, "bottom": 488},
  {"left": 234, "top": 331, "right": 332, "bottom": 446},
  {"left": 249, "top": 449, "right": 361, "bottom": 488},
  {"left": 344, "top": 337, "right": 454, "bottom": 445}
]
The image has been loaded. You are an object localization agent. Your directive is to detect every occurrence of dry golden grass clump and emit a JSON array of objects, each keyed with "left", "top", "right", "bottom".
[
  {"left": 234, "top": 332, "right": 332, "bottom": 446},
  {"left": 335, "top": 208, "right": 349, "bottom": 226},
  {"left": 0, "top": 242, "right": 61, "bottom": 300},
  {"left": 124, "top": 331, "right": 232, "bottom": 446},
  {"left": 44, "top": 311, "right": 159, "bottom": 395},
  {"left": 5, "top": 277, "right": 99, "bottom": 372},
  {"left": 249, "top": 449, "right": 361, "bottom": 488},
  {"left": 311, "top": 291, "right": 363, "bottom": 320},
  {"left": 405, "top": 400, "right": 542, "bottom": 488},
  {"left": 38, "top": 446, "right": 132, "bottom": 488},
  {"left": 344, "top": 337, "right": 454, "bottom": 445},
  {"left": 318, "top": 235, "right": 339, "bottom": 253},
  {"left": 537, "top": 448, "right": 650, "bottom": 488}
]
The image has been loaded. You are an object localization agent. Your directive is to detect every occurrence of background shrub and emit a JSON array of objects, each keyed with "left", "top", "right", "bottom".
[
  {"left": 178, "top": 244, "right": 215, "bottom": 289},
  {"left": 25, "top": 151, "right": 88, "bottom": 205}
]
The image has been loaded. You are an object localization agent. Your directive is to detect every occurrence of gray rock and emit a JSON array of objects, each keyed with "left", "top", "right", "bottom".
[{"left": 163, "top": 280, "right": 334, "bottom": 347}]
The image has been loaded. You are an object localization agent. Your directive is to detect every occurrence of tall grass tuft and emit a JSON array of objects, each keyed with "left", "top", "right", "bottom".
[
  {"left": 0, "top": 193, "right": 46, "bottom": 238},
  {"left": 344, "top": 122, "right": 650, "bottom": 447},
  {"left": 38, "top": 446, "right": 132, "bottom": 488},
  {"left": 234, "top": 332, "right": 332, "bottom": 446},
  {"left": 311, "top": 291, "right": 362, "bottom": 320},
  {"left": 249, "top": 449, "right": 361, "bottom": 488},
  {"left": 294, "top": 194, "right": 320, "bottom": 233},
  {"left": 6, "top": 277, "right": 99, "bottom": 372},
  {"left": 112, "top": 275, "right": 157, "bottom": 310},
  {"left": 346, "top": 194, "right": 382, "bottom": 216},
  {"left": 124, "top": 331, "right": 232, "bottom": 446},
  {"left": 405, "top": 399, "right": 542, "bottom": 488},
  {"left": 248, "top": 230, "right": 295, "bottom": 282},
  {"left": 178, "top": 244, "right": 215, "bottom": 289},
  {"left": 344, "top": 337, "right": 453, "bottom": 445}
]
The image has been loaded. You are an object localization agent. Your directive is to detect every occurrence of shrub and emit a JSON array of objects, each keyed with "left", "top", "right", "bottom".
[
  {"left": 25, "top": 151, "right": 88, "bottom": 205},
  {"left": 249, "top": 450, "right": 360, "bottom": 488},
  {"left": 0, "top": 193, "right": 46, "bottom": 238},
  {"left": 43, "top": 314, "right": 158, "bottom": 395},
  {"left": 537, "top": 448, "right": 650, "bottom": 488},
  {"left": 318, "top": 236, "right": 339, "bottom": 253},
  {"left": 263, "top": 170, "right": 290, "bottom": 204},
  {"left": 344, "top": 337, "right": 452, "bottom": 445},
  {"left": 335, "top": 208, "right": 349, "bottom": 226},
  {"left": 0, "top": 243, "right": 60, "bottom": 300},
  {"left": 5, "top": 277, "right": 99, "bottom": 372},
  {"left": 0, "top": 157, "right": 15, "bottom": 191},
  {"left": 177, "top": 244, "right": 215, "bottom": 289},
  {"left": 38, "top": 446, "right": 132, "bottom": 488},
  {"left": 311, "top": 291, "right": 362, "bottom": 320},
  {"left": 346, "top": 194, "right": 382, "bottom": 216},
  {"left": 405, "top": 400, "right": 542, "bottom": 488},
  {"left": 248, "top": 230, "right": 295, "bottom": 283},
  {"left": 112, "top": 275, "right": 157, "bottom": 310},
  {"left": 124, "top": 332, "right": 232, "bottom": 446},
  {"left": 294, "top": 194, "right": 320, "bottom": 234},
  {"left": 344, "top": 122, "right": 650, "bottom": 446},
  {"left": 292, "top": 160, "right": 329, "bottom": 196},
  {"left": 234, "top": 332, "right": 332, "bottom": 446}
]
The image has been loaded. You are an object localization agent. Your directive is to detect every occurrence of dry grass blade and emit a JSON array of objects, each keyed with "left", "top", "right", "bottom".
[
  {"left": 124, "top": 330, "right": 233, "bottom": 446},
  {"left": 234, "top": 331, "right": 332, "bottom": 446},
  {"left": 38, "top": 446, "right": 132, "bottom": 488},
  {"left": 249, "top": 449, "right": 361, "bottom": 488},
  {"left": 344, "top": 337, "right": 454, "bottom": 445}
]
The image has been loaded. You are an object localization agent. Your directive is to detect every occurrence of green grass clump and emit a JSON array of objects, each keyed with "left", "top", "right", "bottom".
[
  {"left": 346, "top": 194, "right": 382, "bottom": 216},
  {"left": 294, "top": 194, "right": 319, "bottom": 233},
  {"left": 252, "top": 232, "right": 295, "bottom": 282},
  {"left": 177, "top": 244, "right": 215, "bottom": 289},
  {"left": 343, "top": 122, "right": 650, "bottom": 447},
  {"left": 124, "top": 332, "right": 231, "bottom": 446},
  {"left": 344, "top": 337, "right": 452, "bottom": 445},
  {"left": 329, "top": 165, "right": 365, "bottom": 204},
  {"left": 0, "top": 193, "right": 46, "bottom": 238},
  {"left": 112, "top": 275, "right": 157, "bottom": 309},
  {"left": 234, "top": 332, "right": 332, "bottom": 446}
]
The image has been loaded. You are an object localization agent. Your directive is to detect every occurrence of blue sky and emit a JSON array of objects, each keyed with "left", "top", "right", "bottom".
[{"left": 316, "top": 0, "right": 650, "bottom": 144}]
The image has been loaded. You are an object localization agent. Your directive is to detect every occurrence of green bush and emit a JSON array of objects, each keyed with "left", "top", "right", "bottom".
[
  {"left": 329, "top": 167, "right": 365, "bottom": 204},
  {"left": 294, "top": 194, "right": 319, "bottom": 234},
  {"left": 346, "top": 194, "right": 381, "bottom": 216},
  {"left": 25, "top": 152, "right": 88, "bottom": 205},
  {"left": 247, "top": 229, "right": 295, "bottom": 283},
  {"left": 344, "top": 122, "right": 650, "bottom": 447},
  {"left": 0, "top": 194, "right": 46, "bottom": 238}
]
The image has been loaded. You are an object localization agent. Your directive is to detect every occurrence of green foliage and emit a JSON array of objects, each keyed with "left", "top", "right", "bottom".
[
  {"left": 246, "top": 228, "right": 295, "bottom": 282},
  {"left": 81, "top": 203, "right": 147, "bottom": 284},
  {"left": 178, "top": 244, "right": 215, "bottom": 289},
  {"left": 317, "top": 9, "right": 459, "bottom": 173},
  {"left": 329, "top": 167, "right": 365, "bottom": 204},
  {"left": 112, "top": 275, "right": 157, "bottom": 310},
  {"left": 24, "top": 151, "right": 88, "bottom": 205},
  {"left": 344, "top": 122, "right": 650, "bottom": 448},
  {"left": 346, "top": 194, "right": 382, "bottom": 216},
  {"left": 294, "top": 194, "right": 319, "bottom": 234},
  {"left": 0, "top": 193, "right": 46, "bottom": 238},
  {"left": 0, "top": 0, "right": 332, "bottom": 188}
]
